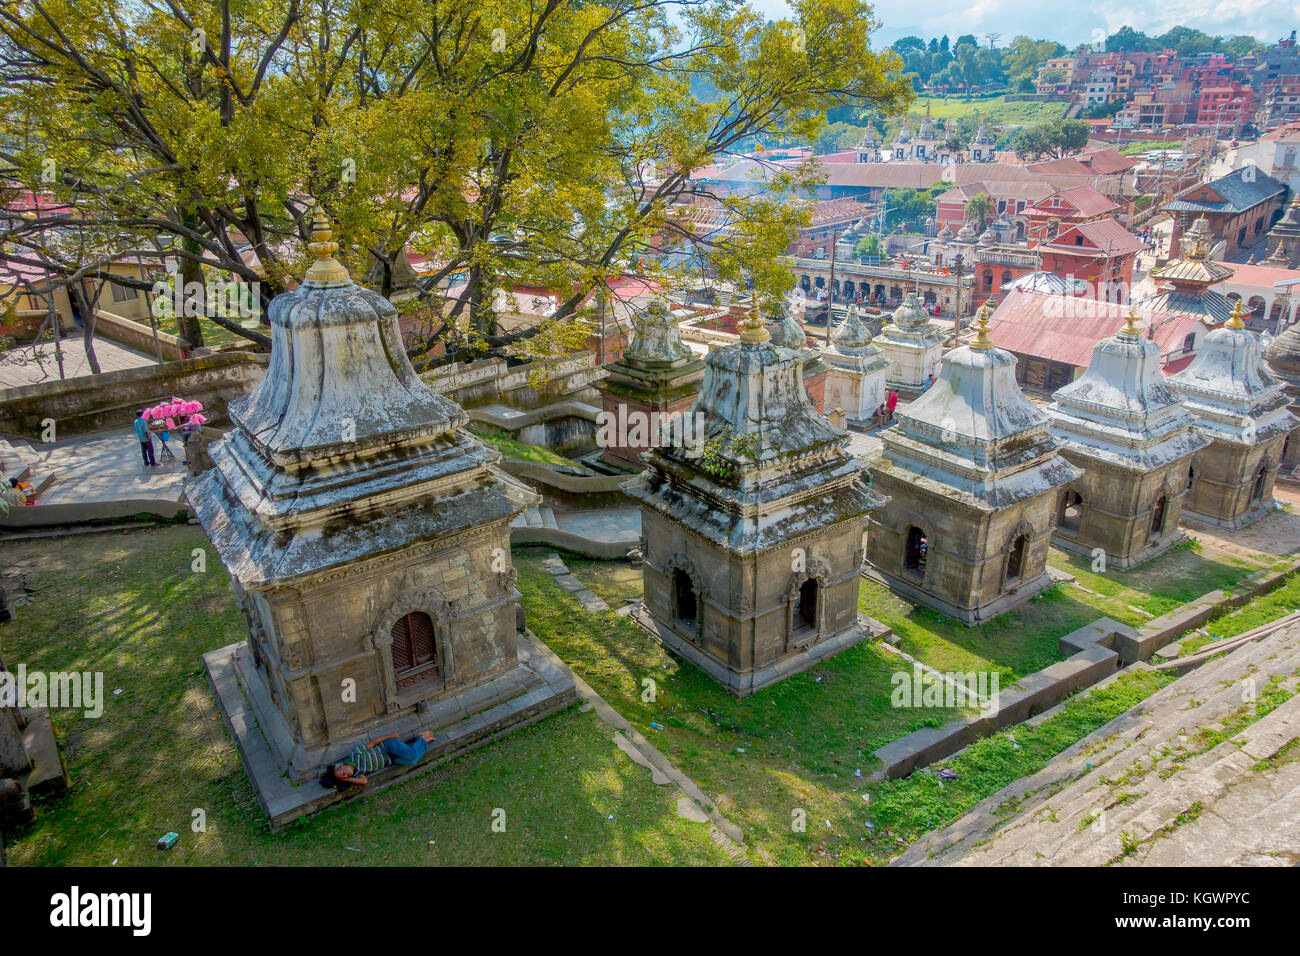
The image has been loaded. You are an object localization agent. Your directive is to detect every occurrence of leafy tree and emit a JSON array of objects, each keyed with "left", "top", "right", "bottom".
[
  {"left": 0, "top": 0, "right": 913, "bottom": 370},
  {"left": 1011, "top": 118, "right": 1089, "bottom": 160},
  {"left": 1106, "top": 26, "right": 1154, "bottom": 52},
  {"left": 1224, "top": 35, "right": 1267, "bottom": 57},
  {"left": 964, "top": 193, "right": 993, "bottom": 231},
  {"left": 853, "top": 233, "right": 885, "bottom": 260},
  {"left": 1039, "top": 67, "right": 1065, "bottom": 87}
]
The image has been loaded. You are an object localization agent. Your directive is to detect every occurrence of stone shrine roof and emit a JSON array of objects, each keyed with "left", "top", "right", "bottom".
[
  {"left": 623, "top": 306, "right": 886, "bottom": 553},
  {"left": 186, "top": 209, "right": 536, "bottom": 586},
  {"left": 873, "top": 304, "right": 1080, "bottom": 510},
  {"left": 1166, "top": 300, "right": 1294, "bottom": 445},
  {"left": 1047, "top": 309, "right": 1208, "bottom": 472}
]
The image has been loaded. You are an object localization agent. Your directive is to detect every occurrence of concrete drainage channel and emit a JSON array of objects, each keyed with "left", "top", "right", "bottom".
[{"left": 871, "top": 555, "right": 1300, "bottom": 781}]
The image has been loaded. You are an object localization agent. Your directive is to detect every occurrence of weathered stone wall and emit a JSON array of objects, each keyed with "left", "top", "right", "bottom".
[
  {"left": 0, "top": 350, "right": 266, "bottom": 438},
  {"left": 1184, "top": 433, "right": 1288, "bottom": 528},
  {"left": 1052, "top": 454, "right": 1195, "bottom": 568},
  {"left": 256, "top": 523, "right": 517, "bottom": 779},
  {"left": 867, "top": 477, "right": 1061, "bottom": 624},
  {"left": 642, "top": 509, "right": 865, "bottom": 690},
  {"left": 420, "top": 351, "right": 603, "bottom": 411}
]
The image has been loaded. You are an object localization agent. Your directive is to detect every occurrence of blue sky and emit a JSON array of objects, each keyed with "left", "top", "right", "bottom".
[{"left": 748, "top": 0, "right": 1296, "bottom": 47}]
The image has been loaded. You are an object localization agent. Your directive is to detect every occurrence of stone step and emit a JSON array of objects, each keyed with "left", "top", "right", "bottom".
[
  {"left": 0, "top": 438, "right": 57, "bottom": 503},
  {"left": 897, "top": 621, "right": 1300, "bottom": 866},
  {"left": 538, "top": 505, "right": 559, "bottom": 530},
  {"left": 523, "top": 507, "right": 543, "bottom": 529}
]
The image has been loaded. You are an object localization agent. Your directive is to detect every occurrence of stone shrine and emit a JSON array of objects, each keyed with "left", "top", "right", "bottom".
[
  {"left": 865, "top": 304, "right": 1080, "bottom": 624},
  {"left": 1264, "top": 321, "right": 1300, "bottom": 474},
  {"left": 594, "top": 300, "right": 705, "bottom": 470},
  {"left": 1167, "top": 299, "right": 1294, "bottom": 530},
  {"left": 872, "top": 291, "right": 946, "bottom": 396},
  {"left": 624, "top": 305, "right": 887, "bottom": 695},
  {"left": 1264, "top": 195, "right": 1300, "bottom": 269},
  {"left": 1045, "top": 308, "right": 1208, "bottom": 568},
  {"left": 767, "top": 301, "right": 828, "bottom": 412},
  {"left": 190, "top": 210, "right": 575, "bottom": 829},
  {"left": 821, "top": 306, "right": 890, "bottom": 426}
]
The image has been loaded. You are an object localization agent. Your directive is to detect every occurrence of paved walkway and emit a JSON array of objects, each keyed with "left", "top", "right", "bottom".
[
  {"left": 0, "top": 338, "right": 158, "bottom": 389},
  {"left": 13, "top": 429, "right": 187, "bottom": 507}
]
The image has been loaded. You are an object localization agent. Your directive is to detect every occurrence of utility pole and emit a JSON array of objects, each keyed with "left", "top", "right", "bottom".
[
  {"left": 827, "top": 229, "right": 840, "bottom": 346},
  {"left": 953, "top": 253, "right": 965, "bottom": 340}
]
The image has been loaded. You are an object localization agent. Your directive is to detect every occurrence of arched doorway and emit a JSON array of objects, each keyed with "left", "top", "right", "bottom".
[
  {"left": 1058, "top": 490, "right": 1084, "bottom": 533},
  {"left": 673, "top": 568, "right": 697, "bottom": 624},
  {"left": 1251, "top": 462, "right": 1269, "bottom": 504},
  {"left": 1150, "top": 495, "right": 1167, "bottom": 538},
  {"left": 1006, "top": 535, "right": 1027, "bottom": 584},
  {"left": 391, "top": 611, "right": 439, "bottom": 692},
  {"left": 794, "top": 578, "right": 818, "bottom": 632},
  {"left": 904, "top": 526, "right": 927, "bottom": 577}
]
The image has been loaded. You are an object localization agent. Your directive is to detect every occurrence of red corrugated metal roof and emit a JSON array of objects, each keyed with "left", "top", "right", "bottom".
[
  {"left": 987, "top": 287, "right": 1206, "bottom": 368},
  {"left": 1024, "top": 184, "right": 1119, "bottom": 220}
]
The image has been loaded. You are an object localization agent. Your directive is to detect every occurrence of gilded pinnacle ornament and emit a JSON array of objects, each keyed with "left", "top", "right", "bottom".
[
  {"left": 1225, "top": 297, "right": 1248, "bottom": 330},
  {"left": 303, "top": 204, "right": 349, "bottom": 284},
  {"left": 739, "top": 297, "right": 770, "bottom": 345},
  {"left": 1119, "top": 305, "right": 1144, "bottom": 339},
  {"left": 970, "top": 300, "right": 994, "bottom": 349}
]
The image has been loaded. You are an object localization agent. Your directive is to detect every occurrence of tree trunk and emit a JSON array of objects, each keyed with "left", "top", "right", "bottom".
[
  {"left": 178, "top": 209, "right": 205, "bottom": 347},
  {"left": 68, "top": 283, "right": 100, "bottom": 375}
]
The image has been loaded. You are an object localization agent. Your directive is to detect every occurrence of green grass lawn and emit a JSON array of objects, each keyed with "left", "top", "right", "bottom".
[
  {"left": 8, "top": 525, "right": 1275, "bottom": 867},
  {"left": 514, "top": 547, "right": 1179, "bottom": 865},
  {"left": 468, "top": 423, "right": 581, "bottom": 468},
  {"left": 1119, "top": 140, "right": 1182, "bottom": 156},
  {"left": 3, "top": 527, "right": 731, "bottom": 866},
  {"left": 912, "top": 95, "right": 1067, "bottom": 128},
  {"left": 1047, "top": 541, "right": 1267, "bottom": 628}
]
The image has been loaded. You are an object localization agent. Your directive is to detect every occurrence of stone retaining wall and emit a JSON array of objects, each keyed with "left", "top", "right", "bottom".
[
  {"left": 871, "top": 556, "right": 1300, "bottom": 779},
  {"left": 0, "top": 351, "right": 266, "bottom": 438}
]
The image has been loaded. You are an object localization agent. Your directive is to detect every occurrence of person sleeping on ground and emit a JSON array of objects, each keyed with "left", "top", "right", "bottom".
[{"left": 325, "top": 731, "right": 437, "bottom": 788}]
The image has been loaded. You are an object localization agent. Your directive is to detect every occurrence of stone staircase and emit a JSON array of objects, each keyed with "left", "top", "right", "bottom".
[
  {"left": 512, "top": 505, "right": 560, "bottom": 531},
  {"left": 892, "top": 618, "right": 1300, "bottom": 867},
  {"left": 0, "top": 436, "right": 56, "bottom": 501}
]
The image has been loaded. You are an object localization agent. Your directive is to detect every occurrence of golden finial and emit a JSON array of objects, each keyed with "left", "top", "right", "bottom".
[
  {"left": 1225, "top": 297, "right": 1248, "bottom": 330},
  {"left": 303, "top": 204, "right": 350, "bottom": 284},
  {"left": 971, "top": 299, "right": 995, "bottom": 349},
  {"left": 1119, "top": 304, "right": 1143, "bottom": 338},
  {"left": 739, "top": 294, "right": 770, "bottom": 345}
]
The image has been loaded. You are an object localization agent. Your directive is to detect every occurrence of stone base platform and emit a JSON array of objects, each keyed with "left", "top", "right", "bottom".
[
  {"left": 15, "top": 706, "right": 70, "bottom": 796},
  {"left": 1051, "top": 529, "right": 1190, "bottom": 571},
  {"left": 1181, "top": 499, "right": 1277, "bottom": 532},
  {"left": 204, "top": 634, "right": 579, "bottom": 832},
  {"left": 629, "top": 602, "right": 877, "bottom": 697},
  {"left": 863, "top": 564, "right": 1071, "bottom": 626}
]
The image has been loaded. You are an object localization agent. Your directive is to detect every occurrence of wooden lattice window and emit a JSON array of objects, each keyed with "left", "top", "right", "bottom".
[{"left": 391, "top": 612, "right": 439, "bottom": 691}]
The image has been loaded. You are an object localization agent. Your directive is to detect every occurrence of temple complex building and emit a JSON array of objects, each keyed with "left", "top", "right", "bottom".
[
  {"left": 1142, "top": 215, "right": 1235, "bottom": 327},
  {"left": 1045, "top": 309, "right": 1208, "bottom": 569},
  {"left": 624, "top": 305, "right": 887, "bottom": 696},
  {"left": 865, "top": 304, "right": 1080, "bottom": 625},
  {"left": 190, "top": 210, "right": 575, "bottom": 828},
  {"left": 1167, "top": 300, "right": 1295, "bottom": 530},
  {"left": 872, "top": 292, "right": 945, "bottom": 396},
  {"left": 594, "top": 300, "right": 705, "bottom": 470},
  {"left": 966, "top": 119, "right": 996, "bottom": 163},
  {"left": 820, "top": 305, "right": 889, "bottom": 426}
]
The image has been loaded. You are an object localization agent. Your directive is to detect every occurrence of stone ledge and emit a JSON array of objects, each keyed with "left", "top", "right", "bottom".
[{"left": 203, "top": 633, "right": 578, "bottom": 832}]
